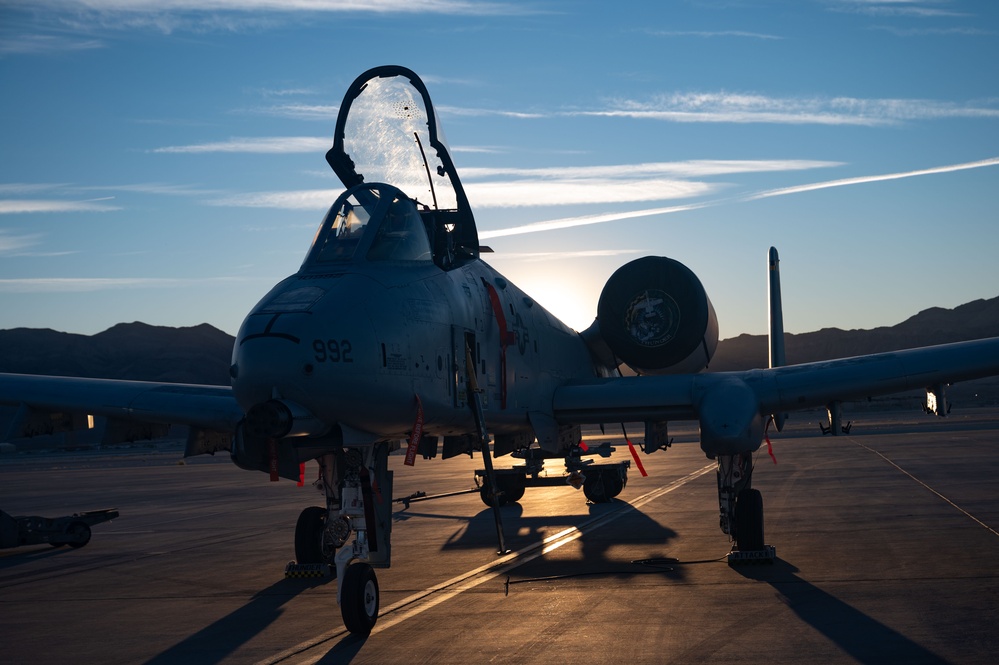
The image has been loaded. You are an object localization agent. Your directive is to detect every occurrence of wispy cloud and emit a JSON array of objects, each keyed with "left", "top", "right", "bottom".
[
  {"left": 0, "top": 276, "right": 248, "bottom": 293},
  {"left": 463, "top": 159, "right": 841, "bottom": 208},
  {"left": 1, "top": 182, "right": 210, "bottom": 197},
  {"left": 209, "top": 189, "right": 337, "bottom": 209},
  {"left": 210, "top": 181, "right": 718, "bottom": 211},
  {"left": 580, "top": 93, "right": 999, "bottom": 126},
  {"left": 0, "top": 234, "right": 80, "bottom": 257},
  {"left": 152, "top": 136, "right": 330, "bottom": 154},
  {"left": 648, "top": 30, "right": 783, "bottom": 40},
  {"left": 404, "top": 94, "right": 999, "bottom": 128},
  {"left": 828, "top": 0, "right": 968, "bottom": 18},
  {"left": 0, "top": 34, "right": 105, "bottom": 56},
  {"left": 436, "top": 105, "right": 546, "bottom": 120},
  {"left": 76, "top": 182, "right": 218, "bottom": 196},
  {"left": 0, "top": 183, "right": 70, "bottom": 195},
  {"left": 481, "top": 156, "right": 999, "bottom": 238},
  {"left": 38, "top": 0, "right": 527, "bottom": 12},
  {"left": 495, "top": 249, "right": 645, "bottom": 262},
  {"left": 258, "top": 86, "right": 320, "bottom": 97},
  {"left": 210, "top": 159, "right": 841, "bottom": 211},
  {"left": 252, "top": 104, "right": 339, "bottom": 121},
  {"left": 4, "top": 0, "right": 534, "bottom": 36},
  {"left": 2, "top": 1, "right": 535, "bottom": 48},
  {"left": 0, "top": 199, "right": 120, "bottom": 214},
  {"left": 0, "top": 230, "right": 44, "bottom": 254},
  {"left": 462, "top": 160, "right": 842, "bottom": 180},
  {"left": 450, "top": 146, "right": 508, "bottom": 155},
  {"left": 468, "top": 179, "right": 721, "bottom": 208},
  {"left": 205, "top": 156, "right": 999, "bottom": 222},
  {"left": 872, "top": 25, "right": 995, "bottom": 36}
]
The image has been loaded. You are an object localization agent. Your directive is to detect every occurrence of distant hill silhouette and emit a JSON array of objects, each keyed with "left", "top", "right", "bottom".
[
  {"left": 1, "top": 297, "right": 997, "bottom": 393},
  {"left": 710, "top": 296, "right": 999, "bottom": 371},
  {"left": 0, "top": 322, "right": 235, "bottom": 385}
]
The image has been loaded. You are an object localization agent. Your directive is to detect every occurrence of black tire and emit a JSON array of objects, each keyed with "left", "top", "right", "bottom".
[
  {"left": 497, "top": 474, "right": 525, "bottom": 503},
  {"left": 583, "top": 471, "right": 611, "bottom": 503},
  {"left": 604, "top": 471, "right": 625, "bottom": 499},
  {"left": 734, "top": 488, "right": 764, "bottom": 552},
  {"left": 479, "top": 481, "right": 508, "bottom": 507},
  {"left": 66, "top": 522, "right": 91, "bottom": 549},
  {"left": 341, "top": 562, "right": 379, "bottom": 635},
  {"left": 295, "top": 506, "right": 326, "bottom": 564}
]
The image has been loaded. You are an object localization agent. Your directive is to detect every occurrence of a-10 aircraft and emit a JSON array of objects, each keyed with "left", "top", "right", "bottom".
[{"left": 3, "top": 65, "right": 999, "bottom": 635}]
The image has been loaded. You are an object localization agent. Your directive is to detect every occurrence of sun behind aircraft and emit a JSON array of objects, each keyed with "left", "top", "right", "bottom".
[{"left": 3, "top": 66, "right": 999, "bottom": 636}]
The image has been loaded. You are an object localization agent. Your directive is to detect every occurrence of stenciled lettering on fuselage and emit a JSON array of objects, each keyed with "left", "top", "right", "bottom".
[{"left": 311, "top": 339, "right": 354, "bottom": 363}]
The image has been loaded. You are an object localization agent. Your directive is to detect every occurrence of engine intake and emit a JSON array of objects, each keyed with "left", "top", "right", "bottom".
[{"left": 590, "top": 256, "right": 718, "bottom": 375}]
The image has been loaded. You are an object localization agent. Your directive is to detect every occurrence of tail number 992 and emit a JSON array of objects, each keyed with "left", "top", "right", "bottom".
[{"left": 313, "top": 339, "right": 353, "bottom": 363}]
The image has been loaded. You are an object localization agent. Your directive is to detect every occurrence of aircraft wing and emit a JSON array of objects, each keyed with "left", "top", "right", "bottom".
[
  {"left": 0, "top": 374, "right": 242, "bottom": 455},
  {"left": 553, "top": 337, "right": 999, "bottom": 425}
]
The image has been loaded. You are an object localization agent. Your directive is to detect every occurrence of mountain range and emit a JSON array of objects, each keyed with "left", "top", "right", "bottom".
[
  {"left": 709, "top": 296, "right": 999, "bottom": 371},
  {"left": 1, "top": 297, "right": 997, "bottom": 401}
]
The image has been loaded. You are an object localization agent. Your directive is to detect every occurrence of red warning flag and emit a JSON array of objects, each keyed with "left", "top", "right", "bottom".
[
  {"left": 625, "top": 438, "right": 648, "bottom": 477},
  {"left": 765, "top": 418, "right": 778, "bottom": 465}
]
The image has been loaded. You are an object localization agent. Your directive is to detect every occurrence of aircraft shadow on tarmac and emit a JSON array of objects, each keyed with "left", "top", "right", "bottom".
[
  {"left": 733, "top": 559, "right": 947, "bottom": 664},
  {"left": 0, "top": 544, "right": 79, "bottom": 567},
  {"left": 143, "top": 577, "right": 328, "bottom": 665},
  {"left": 401, "top": 499, "right": 687, "bottom": 583}
]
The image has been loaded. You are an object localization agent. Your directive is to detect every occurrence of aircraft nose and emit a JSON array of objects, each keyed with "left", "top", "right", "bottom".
[
  {"left": 229, "top": 274, "right": 386, "bottom": 429},
  {"left": 230, "top": 329, "right": 318, "bottom": 415}
]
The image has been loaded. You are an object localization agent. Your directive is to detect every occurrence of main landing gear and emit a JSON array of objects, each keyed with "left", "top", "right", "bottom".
[
  {"left": 292, "top": 445, "right": 393, "bottom": 635},
  {"left": 717, "top": 452, "right": 775, "bottom": 564}
]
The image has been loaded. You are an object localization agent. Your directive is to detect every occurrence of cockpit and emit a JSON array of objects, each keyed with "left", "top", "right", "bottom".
[{"left": 304, "top": 182, "right": 449, "bottom": 268}]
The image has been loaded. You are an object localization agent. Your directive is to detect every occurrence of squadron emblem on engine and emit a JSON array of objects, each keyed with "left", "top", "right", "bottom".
[{"left": 624, "top": 289, "right": 680, "bottom": 347}]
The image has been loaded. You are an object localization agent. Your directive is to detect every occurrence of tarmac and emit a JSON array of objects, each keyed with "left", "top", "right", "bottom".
[{"left": 1, "top": 408, "right": 998, "bottom": 664}]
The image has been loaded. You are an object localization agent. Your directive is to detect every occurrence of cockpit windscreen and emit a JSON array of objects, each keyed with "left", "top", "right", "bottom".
[{"left": 305, "top": 183, "right": 432, "bottom": 266}]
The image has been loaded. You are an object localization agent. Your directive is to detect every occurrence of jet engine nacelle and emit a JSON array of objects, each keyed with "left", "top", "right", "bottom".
[{"left": 584, "top": 256, "right": 719, "bottom": 375}]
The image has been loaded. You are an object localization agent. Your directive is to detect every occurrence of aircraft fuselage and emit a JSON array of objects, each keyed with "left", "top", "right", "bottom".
[{"left": 231, "top": 255, "right": 596, "bottom": 448}]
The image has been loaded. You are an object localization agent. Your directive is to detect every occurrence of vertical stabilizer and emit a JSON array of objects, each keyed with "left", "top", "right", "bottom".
[{"left": 768, "top": 247, "right": 787, "bottom": 431}]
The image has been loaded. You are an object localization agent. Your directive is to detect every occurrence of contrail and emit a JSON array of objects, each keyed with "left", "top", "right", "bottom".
[
  {"left": 746, "top": 156, "right": 999, "bottom": 200},
  {"left": 479, "top": 156, "right": 999, "bottom": 239},
  {"left": 479, "top": 202, "right": 711, "bottom": 239}
]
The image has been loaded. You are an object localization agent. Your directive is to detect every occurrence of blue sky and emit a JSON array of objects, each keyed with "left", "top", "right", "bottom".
[{"left": 1, "top": 0, "right": 997, "bottom": 341}]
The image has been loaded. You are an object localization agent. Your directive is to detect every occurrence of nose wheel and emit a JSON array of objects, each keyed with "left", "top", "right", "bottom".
[
  {"left": 294, "top": 506, "right": 328, "bottom": 564},
  {"left": 340, "top": 562, "right": 379, "bottom": 635}
]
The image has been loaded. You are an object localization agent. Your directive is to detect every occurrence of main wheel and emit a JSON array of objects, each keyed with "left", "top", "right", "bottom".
[
  {"left": 479, "top": 480, "right": 509, "bottom": 507},
  {"left": 583, "top": 471, "right": 612, "bottom": 503},
  {"left": 295, "top": 506, "right": 326, "bottom": 564},
  {"left": 66, "top": 521, "right": 91, "bottom": 549},
  {"left": 497, "top": 474, "right": 526, "bottom": 503},
  {"left": 734, "top": 488, "right": 764, "bottom": 552},
  {"left": 604, "top": 471, "right": 625, "bottom": 499},
  {"left": 341, "top": 562, "right": 379, "bottom": 635}
]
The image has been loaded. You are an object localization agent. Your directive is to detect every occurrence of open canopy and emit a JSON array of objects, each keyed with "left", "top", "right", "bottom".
[{"left": 326, "top": 65, "right": 479, "bottom": 266}]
